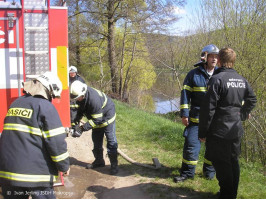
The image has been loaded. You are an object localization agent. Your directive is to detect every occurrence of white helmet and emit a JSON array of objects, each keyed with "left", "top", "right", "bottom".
[
  {"left": 36, "top": 71, "right": 63, "bottom": 98},
  {"left": 201, "top": 44, "right": 219, "bottom": 63},
  {"left": 69, "top": 65, "right": 77, "bottom": 73},
  {"left": 70, "top": 80, "right": 87, "bottom": 100}
]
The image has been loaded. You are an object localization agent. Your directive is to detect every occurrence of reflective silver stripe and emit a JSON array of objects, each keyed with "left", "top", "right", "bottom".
[
  {"left": 0, "top": 171, "right": 56, "bottom": 182},
  {"left": 3, "top": 123, "right": 42, "bottom": 136},
  {"left": 91, "top": 113, "right": 103, "bottom": 119},
  {"left": 42, "top": 127, "right": 66, "bottom": 138},
  {"left": 51, "top": 152, "right": 69, "bottom": 162},
  {"left": 204, "top": 158, "right": 213, "bottom": 166},
  {"left": 193, "top": 87, "right": 207, "bottom": 92},
  {"left": 183, "top": 85, "right": 192, "bottom": 91},
  {"left": 190, "top": 117, "right": 199, "bottom": 123},
  {"left": 182, "top": 158, "right": 198, "bottom": 165},
  {"left": 95, "top": 114, "right": 116, "bottom": 129},
  {"left": 180, "top": 104, "right": 189, "bottom": 109}
]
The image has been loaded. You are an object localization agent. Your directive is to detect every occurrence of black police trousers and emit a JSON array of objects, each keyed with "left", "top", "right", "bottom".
[{"left": 206, "top": 136, "right": 241, "bottom": 199}]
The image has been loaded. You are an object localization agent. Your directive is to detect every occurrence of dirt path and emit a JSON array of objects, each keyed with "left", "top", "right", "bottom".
[{"left": 55, "top": 131, "right": 152, "bottom": 199}]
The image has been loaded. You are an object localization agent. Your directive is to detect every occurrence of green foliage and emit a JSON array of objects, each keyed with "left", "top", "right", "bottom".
[{"left": 115, "top": 100, "right": 266, "bottom": 198}]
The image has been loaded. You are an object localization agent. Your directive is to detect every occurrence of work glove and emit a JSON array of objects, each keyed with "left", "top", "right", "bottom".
[{"left": 71, "top": 125, "right": 84, "bottom": 138}]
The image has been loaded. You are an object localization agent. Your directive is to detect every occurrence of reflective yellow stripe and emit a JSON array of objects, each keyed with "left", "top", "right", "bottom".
[
  {"left": 95, "top": 114, "right": 116, "bottom": 129},
  {"left": 183, "top": 85, "right": 192, "bottom": 91},
  {"left": 91, "top": 113, "right": 103, "bottom": 119},
  {"left": 182, "top": 158, "right": 198, "bottom": 165},
  {"left": 71, "top": 122, "right": 76, "bottom": 126},
  {"left": 88, "top": 120, "right": 96, "bottom": 128},
  {"left": 193, "top": 87, "right": 207, "bottom": 92},
  {"left": 180, "top": 104, "right": 189, "bottom": 109},
  {"left": 51, "top": 152, "right": 69, "bottom": 162},
  {"left": 0, "top": 171, "right": 56, "bottom": 182},
  {"left": 204, "top": 158, "right": 213, "bottom": 166},
  {"left": 4, "top": 123, "right": 42, "bottom": 136},
  {"left": 190, "top": 117, "right": 199, "bottom": 123},
  {"left": 92, "top": 88, "right": 108, "bottom": 109},
  {"left": 70, "top": 104, "right": 79, "bottom": 108},
  {"left": 102, "top": 93, "right": 107, "bottom": 108},
  {"left": 42, "top": 127, "right": 66, "bottom": 138}
]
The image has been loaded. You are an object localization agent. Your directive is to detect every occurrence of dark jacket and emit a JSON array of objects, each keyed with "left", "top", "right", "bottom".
[
  {"left": 0, "top": 94, "right": 69, "bottom": 187},
  {"left": 69, "top": 74, "right": 85, "bottom": 85},
  {"left": 74, "top": 86, "right": 116, "bottom": 130},
  {"left": 180, "top": 64, "right": 217, "bottom": 124},
  {"left": 199, "top": 67, "right": 257, "bottom": 139}
]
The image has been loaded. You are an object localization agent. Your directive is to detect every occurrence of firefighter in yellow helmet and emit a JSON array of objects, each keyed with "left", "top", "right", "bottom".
[
  {"left": 70, "top": 80, "right": 118, "bottom": 175},
  {"left": 0, "top": 71, "right": 70, "bottom": 199}
]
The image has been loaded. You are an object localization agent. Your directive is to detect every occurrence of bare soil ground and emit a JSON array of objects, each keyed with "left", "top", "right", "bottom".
[
  {"left": 55, "top": 131, "right": 153, "bottom": 199},
  {"left": 0, "top": 130, "right": 206, "bottom": 199}
]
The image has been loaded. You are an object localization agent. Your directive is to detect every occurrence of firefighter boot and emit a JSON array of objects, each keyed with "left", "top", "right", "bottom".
[
  {"left": 86, "top": 149, "right": 105, "bottom": 169},
  {"left": 108, "top": 152, "right": 119, "bottom": 175}
]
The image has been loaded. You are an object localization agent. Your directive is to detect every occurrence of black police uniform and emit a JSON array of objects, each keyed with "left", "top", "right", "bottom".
[
  {"left": 0, "top": 94, "right": 69, "bottom": 198},
  {"left": 199, "top": 67, "right": 257, "bottom": 198}
]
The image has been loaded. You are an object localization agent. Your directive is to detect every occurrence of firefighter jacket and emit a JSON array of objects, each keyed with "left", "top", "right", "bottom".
[
  {"left": 70, "top": 74, "right": 85, "bottom": 126},
  {"left": 180, "top": 64, "right": 217, "bottom": 124},
  {"left": 199, "top": 67, "right": 257, "bottom": 139},
  {"left": 74, "top": 86, "right": 116, "bottom": 130},
  {"left": 0, "top": 94, "right": 69, "bottom": 187}
]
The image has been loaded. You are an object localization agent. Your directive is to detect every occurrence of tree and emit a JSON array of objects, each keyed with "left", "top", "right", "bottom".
[
  {"left": 67, "top": 0, "right": 186, "bottom": 94},
  {"left": 196, "top": 0, "right": 266, "bottom": 166}
]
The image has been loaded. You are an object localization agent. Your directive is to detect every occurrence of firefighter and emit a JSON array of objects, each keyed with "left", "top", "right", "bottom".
[
  {"left": 69, "top": 65, "right": 85, "bottom": 127},
  {"left": 70, "top": 80, "right": 119, "bottom": 175},
  {"left": 199, "top": 48, "right": 256, "bottom": 198},
  {"left": 0, "top": 71, "right": 70, "bottom": 199},
  {"left": 173, "top": 44, "right": 218, "bottom": 183}
]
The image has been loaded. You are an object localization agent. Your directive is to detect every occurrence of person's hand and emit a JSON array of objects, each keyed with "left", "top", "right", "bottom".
[
  {"left": 199, "top": 138, "right": 206, "bottom": 142},
  {"left": 71, "top": 125, "right": 84, "bottom": 137},
  {"left": 182, "top": 117, "right": 189, "bottom": 127},
  {"left": 61, "top": 168, "right": 70, "bottom": 176}
]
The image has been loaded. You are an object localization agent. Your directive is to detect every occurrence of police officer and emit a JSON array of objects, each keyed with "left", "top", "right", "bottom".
[
  {"left": 0, "top": 71, "right": 70, "bottom": 199},
  {"left": 173, "top": 44, "right": 218, "bottom": 182},
  {"left": 69, "top": 66, "right": 86, "bottom": 127},
  {"left": 70, "top": 80, "right": 118, "bottom": 175},
  {"left": 199, "top": 48, "right": 256, "bottom": 198}
]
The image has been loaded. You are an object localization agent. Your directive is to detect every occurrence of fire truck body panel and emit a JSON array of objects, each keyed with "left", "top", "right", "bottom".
[{"left": 0, "top": 0, "right": 70, "bottom": 132}]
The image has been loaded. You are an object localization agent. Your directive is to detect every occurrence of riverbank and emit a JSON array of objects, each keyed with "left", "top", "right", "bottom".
[{"left": 114, "top": 100, "right": 266, "bottom": 199}]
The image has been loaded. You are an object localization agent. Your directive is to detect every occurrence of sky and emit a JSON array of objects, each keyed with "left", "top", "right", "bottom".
[{"left": 169, "top": 0, "right": 201, "bottom": 35}]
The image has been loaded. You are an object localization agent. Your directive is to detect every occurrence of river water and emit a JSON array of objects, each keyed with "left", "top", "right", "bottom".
[{"left": 153, "top": 96, "right": 180, "bottom": 114}]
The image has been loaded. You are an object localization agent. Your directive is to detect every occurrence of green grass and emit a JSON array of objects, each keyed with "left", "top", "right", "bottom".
[{"left": 114, "top": 100, "right": 266, "bottom": 199}]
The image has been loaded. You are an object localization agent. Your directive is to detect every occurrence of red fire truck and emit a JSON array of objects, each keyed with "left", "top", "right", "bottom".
[{"left": 0, "top": 0, "right": 70, "bottom": 132}]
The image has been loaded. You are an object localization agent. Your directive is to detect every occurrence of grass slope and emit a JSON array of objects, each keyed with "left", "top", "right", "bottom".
[{"left": 115, "top": 100, "right": 266, "bottom": 199}]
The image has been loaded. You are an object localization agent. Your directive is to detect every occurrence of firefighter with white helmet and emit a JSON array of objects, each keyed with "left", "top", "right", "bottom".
[
  {"left": 173, "top": 44, "right": 219, "bottom": 183},
  {"left": 68, "top": 65, "right": 86, "bottom": 127},
  {"left": 0, "top": 71, "right": 70, "bottom": 199},
  {"left": 70, "top": 80, "right": 119, "bottom": 175}
]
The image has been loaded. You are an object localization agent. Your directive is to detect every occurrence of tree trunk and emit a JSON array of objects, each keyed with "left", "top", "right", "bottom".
[
  {"left": 75, "top": 0, "right": 81, "bottom": 66},
  {"left": 107, "top": 0, "right": 118, "bottom": 93}
]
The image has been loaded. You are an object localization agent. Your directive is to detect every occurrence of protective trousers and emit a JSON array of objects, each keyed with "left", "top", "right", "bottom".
[
  {"left": 180, "top": 124, "right": 215, "bottom": 178},
  {"left": 92, "top": 121, "right": 118, "bottom": 154},
  {"left": 206, "top": 136, "right": 241, "bottom": 199}
]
